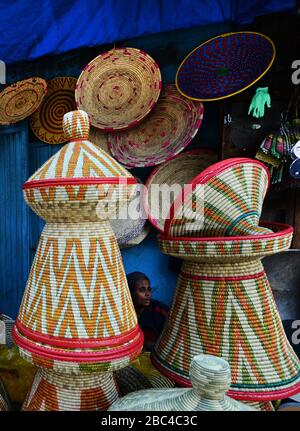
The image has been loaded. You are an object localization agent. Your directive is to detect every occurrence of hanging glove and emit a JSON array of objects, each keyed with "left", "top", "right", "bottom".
[{"left": 248, "top": 87, "right": 271, "bottom": 118}]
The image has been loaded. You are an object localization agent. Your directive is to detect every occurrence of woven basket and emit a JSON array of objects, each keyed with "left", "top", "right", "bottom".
[
  {"left": 108, "top": 85, "right": 204, "bottom": 167},
  {"left": 0, "top": 379, "right": 10, "bottom": 411},
  {"left": 120, "top": 223, "right": 151, "bottom": 249},
  {"left": 0, "top": 77, "right": 47, "bottom": 125},
  {"left": 165, "top": 158, "right": 272, "bottom": 238},
  {"left": 30, "top": 77, "right": 77, "bottom": 144},
  {"left": 151, "top": 222, "right": 300, "bottom": 401},
  {"left": 0, "top": 314, "right": 15, "bottom": 348},
  {"left": 22, "top": 369, "right": 118, "bottom": 411},
  {"left": 144, "top": 149, "right": 217, "bottom": 232},
  {"left": 75, "top": 47, "right": 161, "bottom": 131},
  {"left": 13, "top": 111, "right": 143, "bottom": 372},
  {"left": 89, "top": 126, "right": 111, "bottom": 154},
  {"left": 176, "top": 32, "right": 275, "bottom": 102},
  {"left": 109, "top": 354, "right": 256, "bottom": 411}
]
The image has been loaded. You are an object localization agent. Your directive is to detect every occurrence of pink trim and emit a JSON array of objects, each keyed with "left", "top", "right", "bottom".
[
  {"left": 180, "top": 270, "right": 266, "bottom": 282},
  {"left": 23, "top": 177, "right": 136, "bottom": 190},
  {"left": 16, "top": 319, "right": 139, "bottom": 349},
  {"left": 12, "top": 326, "right": 144, "bottom": 363},
  {"left": 151, "top": 355, "right": 300, "bottom": 401},
  {"left": 159, "top": 221, "right": 293, "bottom": 243},
  {"left": 165, "top": 157, "right": 270, "bottom": 235},
  {"left": 143, "top": 149, "right": 218, "bottom": 232}
]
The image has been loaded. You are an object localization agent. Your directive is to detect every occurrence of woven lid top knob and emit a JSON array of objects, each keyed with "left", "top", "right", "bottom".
[
  {"left": 190, "top": 354, "right": 231, "bottom": 400},
  {"left": 63, "top": 110, "right": 90, "bottom": 141}
]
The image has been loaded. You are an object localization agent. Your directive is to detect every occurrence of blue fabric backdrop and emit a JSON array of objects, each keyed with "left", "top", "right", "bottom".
[{"left": 0, "top": 0, "right": 295, "bottom": 64}]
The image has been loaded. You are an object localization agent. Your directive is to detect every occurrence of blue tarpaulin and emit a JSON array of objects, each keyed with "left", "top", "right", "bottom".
[{"left": 0, "top": 0, "right": 295, "bottom": 64}]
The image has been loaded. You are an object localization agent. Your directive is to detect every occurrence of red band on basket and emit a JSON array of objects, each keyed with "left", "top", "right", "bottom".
[
  {"left": 23, "top": 177, "right": 136, "bottom": 189},
  {"left": 12, "top": 326, "right": 144, "bottom": 363},
  {"left": 16, "top": 319, "right": 140, "bottom": 349}
]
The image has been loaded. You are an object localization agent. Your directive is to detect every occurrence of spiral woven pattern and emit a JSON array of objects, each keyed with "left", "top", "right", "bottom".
[
  {"left": 166, "top": 158, "right": 271, "bottom": 238},
  {"left": 109, "top": 85, "right": 204, "bottom": 167},
  {"left": 144, "top": 149, "right": 217, "bottom": 232},
  {"left": 22, "top": 369, "right": 118, "bottom": 411},
  {"left": 75, "top": 47, "right": 161, "bottom": 130},
  {"left": 30, "top": 77, "right": 77, "bottom": 144},
  {"left": 0, "top": 77, "right": 47, "bottom": 125},
  {"left": 176, "top": 32, "right": 275, "bottom": 101}
]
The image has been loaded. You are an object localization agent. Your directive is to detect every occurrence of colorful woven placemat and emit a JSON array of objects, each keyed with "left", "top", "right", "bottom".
[
  {"left": 144, "top": 149, "right": 217, "bottom": 232},
  {"left": 0, "top": 77, "right": 47, "bottom": 125},
  {"left": 30, "top": 77, "right": 77, "bottom": 144},
  {"left": 108, "top": 85, "right": 204, "bottom": 167},
  {"left": 176, "top": 32, "right": 275, "bottom": 101},
  {"left": 75, "top": 47, "right": 161, "bottom": 131}
]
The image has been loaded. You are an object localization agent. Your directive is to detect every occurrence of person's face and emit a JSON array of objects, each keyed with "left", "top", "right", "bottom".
[{"left": 132, "top": 279, "right": 151, "bottom": 308}]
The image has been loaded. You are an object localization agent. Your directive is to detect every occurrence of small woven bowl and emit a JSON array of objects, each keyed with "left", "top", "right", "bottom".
[
  {"left": 75, "top": 47, "right": 161, "bottom": 131},
  {"left": 108, "top": 85, "right": 204, "bottom": 167}
]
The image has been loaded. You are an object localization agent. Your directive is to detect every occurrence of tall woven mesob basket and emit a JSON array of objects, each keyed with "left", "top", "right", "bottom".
[
  {"left": 12, "top": 110, "right": 143, "bottom": 410},
  {"left": 152, "top": 158, "right": 300, "bottom": 402}
]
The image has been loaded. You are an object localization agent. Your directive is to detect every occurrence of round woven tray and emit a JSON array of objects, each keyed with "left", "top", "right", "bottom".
[
  {"left": 30, "top": 77, "right": 77, "bottom": 144},
  {"left": 108, "top": 85, "right": 204, "bottom": 167},
  {"left": 144, "top": 149, "right": 217, "bottom": 232},
  {"left": 165, "top": 157, "right": 271, "bottom": 238},
  {"left": 89, "top": 126, "right": 111, "bottom": 154},
  {"left": 176, "top": 31, "right": 275, "bottom": 101},
  {"left": 0, "top": 77, "right": 47, "bottom": 125},
  {"left": 75, "top": 47, "right": 161, "bottom": 131}
]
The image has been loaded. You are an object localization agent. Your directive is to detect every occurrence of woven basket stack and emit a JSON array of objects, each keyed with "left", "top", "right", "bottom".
[
  {"left": 151, "top": 158, "right": 300, "bottom": 404},
  {"left": 12, "top": 110, "right": 144, "bottom": 411}
]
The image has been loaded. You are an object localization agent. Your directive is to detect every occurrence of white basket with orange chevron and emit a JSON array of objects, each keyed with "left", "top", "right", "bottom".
[
  {"left": 13, "top": 111, "right": 144, "bottom": 373},
  {"left": 151, "top": 222, "right": 300, "bottom": 401}
]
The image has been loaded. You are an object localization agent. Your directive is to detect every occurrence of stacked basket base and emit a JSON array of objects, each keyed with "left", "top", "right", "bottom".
[{"left": 22, "top": 369, "right": 119, "bottom": 411}]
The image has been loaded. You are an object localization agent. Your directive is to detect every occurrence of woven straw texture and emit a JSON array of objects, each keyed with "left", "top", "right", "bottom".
[
  {"left": 0, "top": 314, "right": 15, "bottom": 348},
  {"left": 108, "top": 85, "right": 204, "bottom": 167},
  {"left": 13, "top": 110, "right": 143, "bottom": 372},
  {"left": 144, "top": 149, "right": 217, "bottom": 232},
  {"left": 0, "top": 77, "right": 47, "bottom": 125},
  {"left": 152, "top": 224, "right": 300, "bottom": 401},
  {"left": 75, "top": 47, "right": 161, "bottom": 131},
  {"left": 176, "top": 32, "right": 275, "bottom": 101},
  {"left": 89, "top": 126, "right": 111, "bottom": 154},
  {"left": 30, "top": 77, "right": 77, "bottom": 144},
  {"left": 110, "top": 179, "right": 147, "bottom": 246},
  {"left": 109, "top": 354, "right": 255, "bottom": 411},
  {"left": 22, "top": 369, "right": 118, "bottom": 411},
  {"left": 165, "top": 158, "right": 272, "bottom": 238},
  {"left": 120, "top": 223, "right": 151, "bottom": 249},
  {"left": 0, "top": 379, "right": 10, "bottom": 411}
]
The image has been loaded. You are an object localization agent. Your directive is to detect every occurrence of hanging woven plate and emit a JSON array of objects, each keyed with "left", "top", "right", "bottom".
[
  {"left": 75, "top": 47, "right": 162, "bottom": 131},
  {"left": 176, "top": 32, "right": 275, "bottom": 102},
  {"left": 0, "top": 77, "right": 47, "bottom": 125},
  {"left": 30, "top": 77, "right": 77, "bottom": 144},
  {"left": 108, "top": 85, "right": 204, "bottom": 167}
]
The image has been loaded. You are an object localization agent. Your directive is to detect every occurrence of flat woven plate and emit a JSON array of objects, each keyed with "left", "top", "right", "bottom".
[
  {"left": 75, "top": 47, "right": 162, "bottom": 131},
  {"left": 0, "top": 77, "right": 47, "bottom": 125},
  {"left": 30, "top": 77, "right": 77, "bottom": 144},
  {"left": 89, "top": 126, "right": 110, "bottom": 154},
  {"left": 176, "top": 32, "right": 275, "bottom": 101},
  {"left": 108, "top": 85, "right": 204, "bottom": 167},
  {"left": 144, "top": 149, "right": 217, "bottom": 232}
]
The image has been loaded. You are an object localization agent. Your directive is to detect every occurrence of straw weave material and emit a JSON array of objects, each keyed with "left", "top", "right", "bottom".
[
  {"left": 75, "top": 47, "right": 161, "bottom": 130},
  {"left": 166, "top": 158, "right": 272, "bottom": 237},
  {"left": 0, "top": 77, "right": 47, "bottom": 125},
  {"left": 109, "top": 85, "right": 204, "bottom": 167},
  {"left": 144, "top": 149, "right": 217, "bottom": 232},
  {"left": 0, "top": 379, "right": 10, "bottom": 411},
  {"left": 30, "top": 77, "right": 77, "bottom": 144},
  {"left": 120, "top": 223, "right": 151, "bottom": 249},
  {"left": 89, "top": 126, "right": 111, "bottom": 154},
  {"left": 152, "top": 223, "right": 300, "bottom": 401},
  {"left": 13, "top": 111, "right": 143, "bottom": 372},
  {"left": 109, "top": 355, "right": 256, "bottom": 411},
  {"left": 22, "top": 369, "right": 118, "bottom": 411}
]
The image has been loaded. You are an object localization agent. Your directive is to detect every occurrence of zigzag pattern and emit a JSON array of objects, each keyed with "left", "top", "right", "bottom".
[{"left": 18, "top": 223, "right": 137, "bottom": 339}]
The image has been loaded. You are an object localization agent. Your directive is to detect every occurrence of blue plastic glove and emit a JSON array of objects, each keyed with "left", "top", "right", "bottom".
[{"left": 248, "top": 87, "right": 271, "bottom": 118}]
